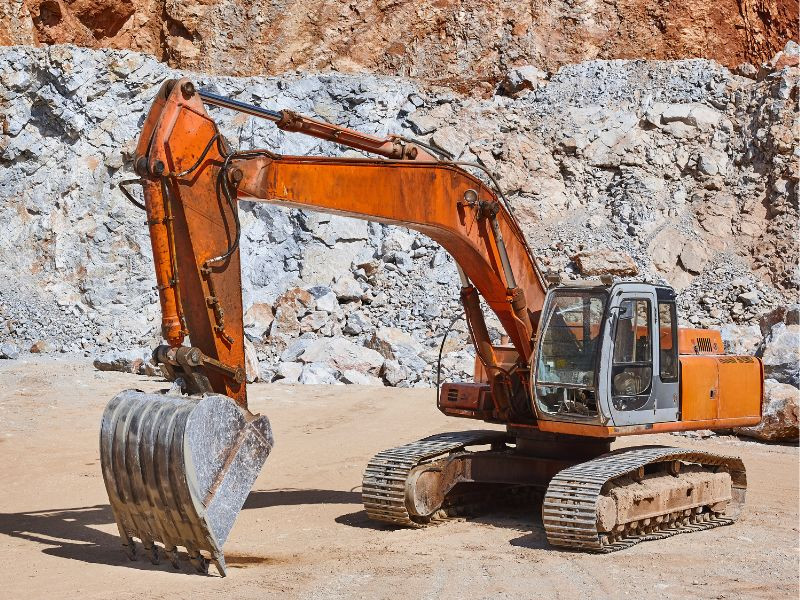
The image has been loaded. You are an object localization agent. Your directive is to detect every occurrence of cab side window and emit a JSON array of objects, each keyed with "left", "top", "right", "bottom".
[
  {"left": 612, "top": 299, "right": 653, "bottom": 409},
  {"left": 658, "top": 301, "right": 678, "bottom": 382}
]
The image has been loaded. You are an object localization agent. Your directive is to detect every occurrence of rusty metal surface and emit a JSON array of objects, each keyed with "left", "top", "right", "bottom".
[
  {"left": 236, "top": 154, "right": 544, "bottom": 363},
  {"left": 100, "top": 390, "right": 273, "bottom": 576},
  {"left": 362, "top": 430, "right": 581, "bottom": 527},
  {"left": 603, "top": 467, "right": 733, "bottom": 529},
  {"left": 362, "top": 430, "right": 511, "bottom": 527},
  {"left": 542, "top": 446, "right": 746, "bottom": 553},
  {"left": 135, "top": 79, "right": 248, "bottom": 405}
]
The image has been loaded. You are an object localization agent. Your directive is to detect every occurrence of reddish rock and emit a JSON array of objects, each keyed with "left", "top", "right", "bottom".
[
  {"left": 571, "top": 248, "right": 638, "bottom": 277},
  {"left": 29, "top": 339, "right": 52, "bottom": 353}
]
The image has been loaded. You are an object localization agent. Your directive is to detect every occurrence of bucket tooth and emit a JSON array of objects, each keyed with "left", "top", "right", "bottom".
[
  {"left": 100, "top": 390, "right": 274, "bottom": 575},
  {"left": 145, "top": 541, "right": 160, "bottom": 565},
  {"left": 166, "top": 546, "right": 180, "bottom": 569}
]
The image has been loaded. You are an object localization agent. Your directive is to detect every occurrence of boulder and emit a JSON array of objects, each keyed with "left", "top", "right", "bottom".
[
  {"left": 697, "top": 149, "right": 729, "bottom": 177},
  {"left": 332, "top": 275, "right": 363, "bottom": 302},
  {"left": 679, "top": 242, "right": 710, "bottom": 274},
  {"left": 658, "top": 103, "right": 722, "bottom": 131},
  {"left": 380, "top": 228, "right": 415, "bottom": 255},
  {"left": 430, "top": 126, "right": 470, "bottom": 158},
  {"left": 649, "top": 227, "right": 686, "bottom": 273},
  {"left": 313, "top": 290, "right": 338, "bottom": 313},
  {"left": 300, "top": 311, "right": 331, "bottom": 333},
  {"left": 381, "top": 359, "right": 411, "bottom": 386},
  {"left": 0, "top": 342, "right": 20, "bottom": 359},
  {"left": 281, "top": 336, "right": 316, "bottom": 362},
  {"left": 243, "top": 302, "right": 274, "bottom": 338},
  {"left": 274, "top": 287, "right": 313, "bottom": 313},
  {"left": 343, "top": 311, "right": 371, "bottom": 335},
  {"left": 270, "top": 304, "right": 301, "bottom": 337},
  {"left": 760, "top": 323, "right": 800, "bottom": 387},
  {"left": 759, "top": 304, "right": 800, "bottom": 336},
  {"left": 274, "top": 361, "right": 302, "bottom": 383},
  {"left": 406, "top": 111, "right": 438, "bottom": 135},
  {"left": 366, "top": 327, "right": 425, "bottom": 361},
  {"left": 93, "top": 348, "right": 152, "bottom": 375},
  {"left": 298, "top": 337, "right": 385, "bottom": 375},
  {"left": 301, "top": 242, "right": 364, "bottom": 286},
  {"left": 303, "top": 213, "right": 368, "bottom": 246},
  {"left": 299, "top": 362, "right": 340, "bottom": 385},
  {"left": 719, "top": 324, "right": 762, "bottom": 355},
  {"left": 499, "top": 65, "right": 548, "bottom": 96},
  {"left": 571, "top": 248, "right": 638, "bottom": 276},
  {"left": 243, "top": 338, "right": 260, "bottom": 383},
  {"left": 29, "top": 340, "right": 53, "bottom": 353},
  {"left": 735, "top": 379, "right": 799, "bottom": 442},
  {"left": 737, "top": 290, "right": 760, "bottom": 307},
  {"left": 339, "top": 369, "right": 385, "bottom": 386}
]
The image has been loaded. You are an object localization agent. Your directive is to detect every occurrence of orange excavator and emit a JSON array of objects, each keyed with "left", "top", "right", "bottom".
[{"left": 101, "top": 79, "right": 763, "bottom": 576}]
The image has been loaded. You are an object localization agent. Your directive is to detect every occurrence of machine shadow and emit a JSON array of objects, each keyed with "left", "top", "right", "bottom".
[
  {"left": 0, "top": 504, "right": 181, "bottom": 572},
  {"left": 0, "top": 489, "right": 363, "bottom": 572},
  {"left": 334, "top": 510, "right": 395, "bottom": 530},
  {"left": 244, "top": 488, "right": 362, "bottom": 509},
  {"left": 334, "top": 504, "right": 551, "bottom": 545}
]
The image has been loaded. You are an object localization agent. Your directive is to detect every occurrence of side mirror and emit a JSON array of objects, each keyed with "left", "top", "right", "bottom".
[{"left": 618, "top": 302, "right": 634, "bottom": 320}]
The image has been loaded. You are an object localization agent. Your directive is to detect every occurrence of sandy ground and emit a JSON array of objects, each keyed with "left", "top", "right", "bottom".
[{"left": 0, "top": 356, "right": 797, "bottom": 600}]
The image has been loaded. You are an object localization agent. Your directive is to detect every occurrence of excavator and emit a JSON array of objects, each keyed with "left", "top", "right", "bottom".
[{"left": 100, "top": 78, "right": 763, "bottom": 576}]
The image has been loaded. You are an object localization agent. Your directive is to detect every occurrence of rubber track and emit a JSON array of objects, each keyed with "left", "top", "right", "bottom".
[
  {"left": 542, "top": 445, "right": 746, "bottom": 553},
  {"left": 362, "top": 430, "right": 510, "bottom": 527}
]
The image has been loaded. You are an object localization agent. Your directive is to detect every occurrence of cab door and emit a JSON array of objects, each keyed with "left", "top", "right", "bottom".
[{"left": 604, "top": 285, "right": 679, "bottom": 426}]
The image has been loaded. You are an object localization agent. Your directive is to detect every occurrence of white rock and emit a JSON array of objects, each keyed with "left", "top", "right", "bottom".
[
  {"left": 244, "top": 337, "right": 260, "bottom": 383},
  {"left": 697, "top": 149, "right": 729, "bottom": 176},
  {"left": 761, "top": 323, "right": 800, "bottom": 386},
  {"left": 243, "top": 302, "right": 274, "bottom": 337},
  {"left": 314, "top": 291, "right": 339, "bottom": 313},
  {"left": 499, "top": 65, "right": 548, "bottom": 95},
  {"left": 735, "top": 379, "right": 799, "bottom": 442},
  {"left": 299, "top": 337, "right": 385, "bottom": 375},
  {"left": 719, "top": 324, "right": 762, "bottom": 355},
  {"left": 275, "top": 361, "right": 302, "bottom": 383},
  {"left": 431, "top": 125, "right": 470, "bottom": 158},
  {"left": 366, "top": 327, "right": 425, "bottom": 360},
  {"left": 332, "top": 275, "right": 363, "bottom": 301},
  {"left": 299, "top": 362, "right": 340, "bottom": 385},
  {"left": 339, "top": 369, "right": 385, "bottom": 386},
  {"left": 571, "top": 248, "right": 638, "bottom": 276}
]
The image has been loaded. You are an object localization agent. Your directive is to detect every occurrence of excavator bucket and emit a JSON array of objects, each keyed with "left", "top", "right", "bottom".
[{"left": 99, "top": 390, "right": 273, "bottom": 576}]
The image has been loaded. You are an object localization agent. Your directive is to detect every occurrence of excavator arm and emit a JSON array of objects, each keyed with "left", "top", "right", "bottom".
[{"left": 134, "top": 78, "right": 546, "bottom": 412}]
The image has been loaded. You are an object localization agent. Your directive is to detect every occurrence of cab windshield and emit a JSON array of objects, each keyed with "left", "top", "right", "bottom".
[{"left": 535, "top": 291, "right": 607, "bottom": 420}]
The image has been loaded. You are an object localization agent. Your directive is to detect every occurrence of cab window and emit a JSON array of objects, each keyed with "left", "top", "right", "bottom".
[
  {"left": 612, "top": 299, "right": 652, "bottom": 409},
  {"left": 658, "top": 301, "right": 678, "bottom": 382}
]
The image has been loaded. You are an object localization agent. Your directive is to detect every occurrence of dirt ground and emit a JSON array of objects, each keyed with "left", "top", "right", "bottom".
[{"left": 0, "top": 357, "right": 797, "bottom": 600}]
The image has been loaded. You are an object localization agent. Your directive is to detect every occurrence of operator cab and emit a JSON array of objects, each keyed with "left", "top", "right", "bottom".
[{"left": 533, "top": 281, "right": 679, "bottom": 427}]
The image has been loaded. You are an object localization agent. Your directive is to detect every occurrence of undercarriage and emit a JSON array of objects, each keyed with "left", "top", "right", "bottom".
[{"left": 362, "top": 429, "right": 746, "bottom": 552}]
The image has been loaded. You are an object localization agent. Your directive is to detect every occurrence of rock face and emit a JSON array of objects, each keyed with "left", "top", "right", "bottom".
[
  {"left": 735, "top": 379, "right": 799, "bottom": 442},
  {"left": 0, "top": 44, "right": 798, "bottom": 389},
  {"left": 0, "top": 0, "right": 794, "bottom": 87}
]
